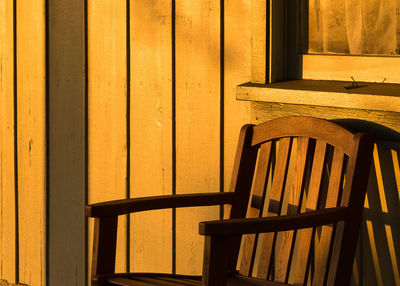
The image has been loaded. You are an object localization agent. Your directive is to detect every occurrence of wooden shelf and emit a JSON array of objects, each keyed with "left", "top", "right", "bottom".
[{"left": 236, "top": 80, "right": 400, "bottom": 113}]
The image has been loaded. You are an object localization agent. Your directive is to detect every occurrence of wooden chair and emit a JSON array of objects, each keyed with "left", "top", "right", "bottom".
[{"left": 86, "top": 116, "right": 374, "bottom": 286}]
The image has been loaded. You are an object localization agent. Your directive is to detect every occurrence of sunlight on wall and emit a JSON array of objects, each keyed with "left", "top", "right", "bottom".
[{"left": 360, "top": 144, "right": 400, "bottom": 286}]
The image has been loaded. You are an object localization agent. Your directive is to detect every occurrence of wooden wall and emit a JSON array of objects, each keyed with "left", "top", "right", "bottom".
[
  {"left": 0, "top": 0, "right": 251, "bottom": 285},
  {"left": 1, "top": 0, "right": 46, "bottom": 285},
  {"left": 86, "top": 0, "right": 251, "bottom": 279},
  {"left": 3, "top": 1, "right": 397, "bottom": 285}
]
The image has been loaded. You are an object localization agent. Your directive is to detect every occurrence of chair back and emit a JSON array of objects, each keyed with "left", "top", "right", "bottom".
[{"left": 228, "top": 116, "right": 373, "bottom": 286}]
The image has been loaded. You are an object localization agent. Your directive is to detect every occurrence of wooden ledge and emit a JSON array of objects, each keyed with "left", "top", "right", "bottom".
[{"left": 236, "top": 80, "right": 400, "bottom": 113}]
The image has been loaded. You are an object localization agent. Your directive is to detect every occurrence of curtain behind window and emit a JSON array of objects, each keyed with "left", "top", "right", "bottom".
[{"left": 309, "top": 0, "right": 400, "bottom": 55}]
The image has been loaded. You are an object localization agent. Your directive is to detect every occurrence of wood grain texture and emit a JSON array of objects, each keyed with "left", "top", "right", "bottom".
[
  {"left": 251, "top": 116, "right": 355, "bottom": 155},
  {"left": 303, "top": 54, "right": 400, "bottom": 84},
  {"left": 240, "top": 143, "right": 272, "bottom": 276},
  {"left": 88, "top": 0, "right": 127, "bottom": 277},
  {"left": 290, "top": 140, "right": 327, "bottom": 285},
  {"left": 269, "top": 0, "right": 286, "bottom": 83},
  {"left": 100, "top": 274, "right": 202, "bottom": 286},
  {"left": 251, "top": 102, "right": 400, "bottom": 135},
  {"left": 254, "top": 138, "right": 292, "bottom": 279},
  {"left": 0, "top": 0, "right": 16, "bottom": 282},
  {"left": 312, "top": 150, "right": 345, "bottom": 285},
  {"left": 175, "top": 0, "right": 220, "bottom": 274},
  {"left": 251, "top": 0, "right": 267, "bottom": 83},
  {"left": 274, "top": 138, "right": 309, "bottom": 282},
  {"left": 47, "top": 0, "right": 86, "bottom": 284},
  {"left": 223, "top": 6, "right": 253, "bottom": 270},
  {"left": 237, "top": 80, "right": 400, "bottom": 113},
  {"left": 16, "top": 0, "right": 46, "bottom": 284},
  {"left": 130, "top": 0, "right": 173, "bottom": 273},
  {"left": 224, "top": 125, "right": 258, "bottom": 272},
  {"left": 224, "top": 0, "right": 251, "bottom": 213},
  {"left": 87, "top": 193, "right": 234, "bottom": 218},
  {"left": 200, "top": 207, "right": 348, "bottom": 236}
]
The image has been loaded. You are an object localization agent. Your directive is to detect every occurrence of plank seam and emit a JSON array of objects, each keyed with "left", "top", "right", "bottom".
[
  {"left": 219, "top": 0, "right": 225, "bottom": 220},
  {"left": 171, "top": 0, "right": 176, "bottom": 275},
  {"left": 84, "top": 0, "right": 89, "bottom": 283},
  {"left": 126, "top": 0, "right": 131, "bottom": 272},
  {"left": 45, "top": 0, "right": 50, "bottom": 284},
  {"left": 13, "top": 0, "right": 19, "bottom": 282},
  {"left": 266, "top": 0, "right": 270, "bottom": 83}
]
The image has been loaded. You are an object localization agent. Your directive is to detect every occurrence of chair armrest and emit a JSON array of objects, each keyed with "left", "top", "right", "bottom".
[
  {"left": 86, "top": 192, "right": 235, "bottom": 217},
  {"left": 199, "top": 207, "right": 348, "bottom": 236}
]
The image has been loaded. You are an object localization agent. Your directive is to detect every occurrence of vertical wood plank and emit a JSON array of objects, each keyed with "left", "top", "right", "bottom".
[
  {"left": 269, "top": 0, "right": 286, "bottom": 83},
  {"left": 274, "top": 138, "right": 309, "bottom": 282},
  {"left": 224, "top": 0, "right": 251, "bottom": 225},
  {"left": 130, "top": 0, "right": 173, "bottom": 273},
  {"left": 312, "top": 150, "right": 345, "bottom": 285},
  {"left": 254, "top": 137, "right": 292, "bottom": 279},
  {"left": 290, "top": 140, "right": 327, "bottom": 285},
  {"left": 16, "top": 0, "right": 46, "bottom": 284},
  {"left": 88, "top": 0, "right": 127, "bottom": 277},
  {"left": 224, "top": 0, "right": 251, "bottom": 209},
  {"left": 47, "top": 0, "right": 86, "bottom": 284},
  {"left": 175, "top": 0, "right": 220, "bottom": 274},
  {"left": 239, "top": 142, "right": 272, "bottom": 275},
  {"left": 251, "top": 0, "right": 267, "bottom": 83},
  {"left": 0, "top": 0, "right": 16, "bottom": 283}
]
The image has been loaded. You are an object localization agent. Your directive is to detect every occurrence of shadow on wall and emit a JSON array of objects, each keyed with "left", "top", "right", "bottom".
[{"left": 332, "top": 119, "right": 400, "bottom": 286}]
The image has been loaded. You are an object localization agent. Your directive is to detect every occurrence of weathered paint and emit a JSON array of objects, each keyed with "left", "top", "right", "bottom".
[
  {"left": 47, "top": 0, "right": 86, "bottom": 284},
  {"left": 175, "top": 0, "right": 221, "bottom": 275},
  {"left": 87, "top": 0, "right": 127, "bottom": 279},
  {"left": 6, "top": 1, "right": 400, "bottom": 284},
  {"left": 0, "top": 0, "right": 16, "bottom": 283},
  {"left": 224, "top": 0, "right": 251, "bottom": 195},
  {"left": 130, "top": 0, "right": 173, "bottom": 273},
  {"left": 16, "top": 0, "right": 46, "bottom": 285}
]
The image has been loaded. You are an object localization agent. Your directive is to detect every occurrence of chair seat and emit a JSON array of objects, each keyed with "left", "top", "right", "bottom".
[
  {"left": 101, "top": 273, "right": 291, "bottom": 286},
  {"left": 99, "top": 273, "right": 202, "bottom": 286}
]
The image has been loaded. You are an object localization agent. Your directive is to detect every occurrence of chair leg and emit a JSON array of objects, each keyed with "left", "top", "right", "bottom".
[
  {"left": 202, "top": 235, "right": 229, "bottom": 286},
  {"left": 91, "top": 216, "right": 118, "bottom": 286}
]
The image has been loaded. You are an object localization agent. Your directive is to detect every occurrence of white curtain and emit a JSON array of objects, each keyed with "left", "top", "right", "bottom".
[{"left": 309, "top": 0, "right": 399, "bottom": 55}]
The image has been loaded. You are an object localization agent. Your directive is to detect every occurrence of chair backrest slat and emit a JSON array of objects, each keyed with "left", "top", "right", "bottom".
[
  {"left": 239, "top": 142, "right": 273, "bottom": 276},
  {"left": 312, "top": 150, "right": 346, "bottom": 285},
  {"left": 229, "top": 117, "right": 373, "bottom": 286},
  {"left": 274, "top": 137, "right": 311, "bottom": 283},
  {"left": 261, "top": 138, "right": 293, "bottom": 279},
  {"left": 288, "top": 140, "right": 328, "bottom": 285}
]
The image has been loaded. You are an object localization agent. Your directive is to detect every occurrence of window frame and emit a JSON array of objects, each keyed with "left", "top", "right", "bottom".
[
  {"left": 251, "top": 0, "right": 400, "bottom": 85},
  {"left": 240, "top": 0, "right": 400, "bottom": 113}
]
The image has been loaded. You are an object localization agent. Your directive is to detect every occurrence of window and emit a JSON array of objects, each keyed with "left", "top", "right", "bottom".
[
  {"left": 305, "top": 0, "right": 400, "bottom": 84},
  {"left": 237, "top": 0, "right": 400, "bottom": 113}
]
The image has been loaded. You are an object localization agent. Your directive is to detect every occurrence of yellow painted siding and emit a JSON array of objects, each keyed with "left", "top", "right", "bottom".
[
  {"left": 130, "top": 0, "right": 173, "bottom": 273},
  {"left": 87, "top": 0, "right": 127, "bottom": 278},
  {"left": 16, "top": 0, "right": 46, "bottom": 285},
  {"left": 3, "top": 1, "right": 399, "bottom": 285},
  {"left": 224, "top": 0, "right": 251, "bottom": 193},
  {"left": 175, "top": 0, "right": 221, "bottom": 275},
  {"left": 0, "top": 0, "right": 16, "bottom": 283}
]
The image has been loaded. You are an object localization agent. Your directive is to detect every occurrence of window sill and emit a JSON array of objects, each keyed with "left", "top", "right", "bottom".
[{"left": 236, "top": 80, "right": 400, "bottom": 113}]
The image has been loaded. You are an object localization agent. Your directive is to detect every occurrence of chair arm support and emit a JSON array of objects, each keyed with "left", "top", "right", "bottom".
[
  {"left": 199, "top": 207, "right": 348, "bottom": 236},
  {"left": 86, "top": 192, "right": 235, "bottom": 217}
]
